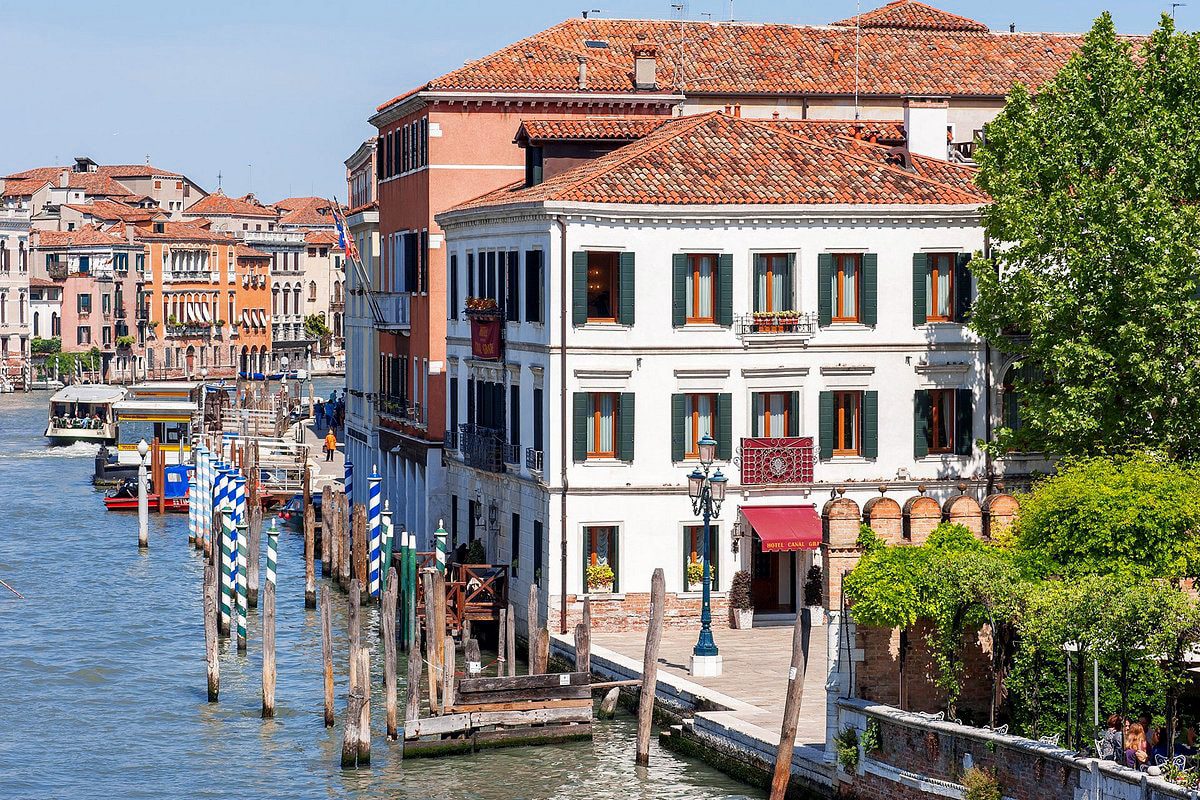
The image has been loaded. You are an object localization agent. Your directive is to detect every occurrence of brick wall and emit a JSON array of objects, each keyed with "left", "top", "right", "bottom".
[
  {"left": 838, "top": 699, "right": 1191, "bottom": 800},
  {"left": 560, "top": 591, "right": 730, "bottom": 632}
]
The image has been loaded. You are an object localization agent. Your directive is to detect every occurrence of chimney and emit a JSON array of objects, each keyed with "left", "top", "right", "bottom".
[
  {"left": 633, "top": 46, "right": 657, "bottom": 90},
  {"left": 577, "top": 57, "right": 588, "bottom": 90},
  {"left": 59, "top": 169, "right": 70, "bottom": 188},
  {"left": 903, "top": 96, "right": 950, "bottom": 161}
]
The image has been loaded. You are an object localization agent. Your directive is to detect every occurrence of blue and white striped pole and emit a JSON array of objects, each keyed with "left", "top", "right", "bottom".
[
  {"left": 195, "top": 445, "right": 209, "bottom": 552},
  {"left": 187, "top": 472, "right": 198, "bottom": 545},
  {"left": 266, "top": 517, "right": 279, "bottom": 588},
  {"left": 368, "top": 465, "right": 382, "bottom": 600},
  {"left": 344, "top": 459, "right": 354, "bottom": 511}
]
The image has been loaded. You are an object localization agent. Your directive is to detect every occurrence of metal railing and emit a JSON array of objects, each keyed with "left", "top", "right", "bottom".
[
  {"left": 739, "top": 436, "right": 815, "bottom": 485},
  {"left": 502, "top": 442, "right": 521, "bottom": 466},
  {"left": 376, "top": 292, "right": 410, "bottom": 330},
  {"left": 734, "top": 312, "right": 818, "bottom": 340},
  {"left": 525, "top": 447, "right": 543, "bottom": 473},
  {"left": 459, "top": 424, "right": 505, "bottom": 473},
  {"left": 443, "top": 428, "right": 458, "bottom": 451}
]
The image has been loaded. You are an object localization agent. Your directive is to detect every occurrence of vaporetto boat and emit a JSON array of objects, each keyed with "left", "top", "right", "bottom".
[{"left": 44, "top": 384, "right": 127, "bottom": 444}]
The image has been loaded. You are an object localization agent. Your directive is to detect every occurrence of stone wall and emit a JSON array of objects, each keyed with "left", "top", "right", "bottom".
[
  {"left": 837, "top": 699, "right": 1192, "bottom": 800},
  {"left": 560, "top": 591, "right": 730, "bottom": 633}
]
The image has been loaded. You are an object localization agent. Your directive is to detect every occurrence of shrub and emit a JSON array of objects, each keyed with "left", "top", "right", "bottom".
[
  {"left": 834, "top": 727, "right": 859, "bottom": 773},
  {"left": 962, "top": 766, "right": 1001, "bottom": 800},
  {"left": 464, "top": 538, "right": 486, "bottom": 565},
  {"left": 729, "top": 570, "right": 753, "bottom": 610},
  {"left": 803, "top": 564, "right": 823, "bottom": 606}
]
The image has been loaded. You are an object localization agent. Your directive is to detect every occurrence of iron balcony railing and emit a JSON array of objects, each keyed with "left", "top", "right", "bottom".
[
  {"left": 738, "top": 436, "right": 816, "bottom": 486},
  {"left": 443, "top": 428, "right": 458, "bottom": 451},
  {"left": 459, "top": 424, "right": 505, "bottom": 473},
  {"left": 502, "top": 443, "right": 521, "bottom": 466},
  {"left": 734, "top": 312, "right": 818, "bottom": 340},
  {"left": 525, "top": 447, "right": 543, "bottom": 473}
]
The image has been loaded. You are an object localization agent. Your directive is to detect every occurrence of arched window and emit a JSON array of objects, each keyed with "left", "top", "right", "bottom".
[
  {"left": 272, "top": 287, "right": 280, "bottom": 315},
  {"left": 293, "top": 285, "right": 302, "bottom": 314},
  {"left": 309, "top": 281, "right": 317, "bottom": 302},
  {"left": 32, "top": 311, "right": 39, "bottom": 337}
]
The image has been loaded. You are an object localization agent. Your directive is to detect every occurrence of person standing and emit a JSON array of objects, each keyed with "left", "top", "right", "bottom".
[{"left": 324, "top": 429, "right": 337, "bottom": 462}]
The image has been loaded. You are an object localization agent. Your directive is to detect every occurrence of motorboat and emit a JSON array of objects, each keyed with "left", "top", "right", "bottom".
[
  {"left": 103, "top": 463, "right": 192, "bottom": 513},
  {"left": 44, "top": 384, "right": 127, "bottom": 444}
]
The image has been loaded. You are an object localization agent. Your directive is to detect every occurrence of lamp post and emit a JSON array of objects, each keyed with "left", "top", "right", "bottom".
[
  {"left": 137, "top": 438, "right": 150, "bottom": 549},
  {"left": 686, "top": 433, "right": 727, "bottom": 677}
]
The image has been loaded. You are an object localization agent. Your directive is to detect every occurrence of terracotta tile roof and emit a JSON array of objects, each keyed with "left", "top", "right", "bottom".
[
  {"left": 448, "top": 112, "right": 987, "bottom": 211},
  {"left": 61, "top": 200, "right": 165, "bottom": 224},
  {"left": 272, "top": 196, "right": 326, "bottom": 211},
  {"left": 1, "top": 178, "right": 50, "bottom": 197},
  {"left": 304, "top": 230, "right": 339, "bottom": 246},
  {"left": 764, "top": 118, "right": 907, "bottom": 145},
  {"left": 275, "top": 196, "right": 335, "bottom": 227},
  {"left": 817, "top": 135, "right": 983, "bottom": 196},
  {"left": 96, "top": 164, "right": 184, "bottom": 179},
  {"left": 832, "top": 0, "right": 989, "bottom": 32},
  {"left": 375, "top": 85, "right": 423, "bottom": 113},
  {"left": 380, "top": 6, "right": 1099, "bottom": 107},
  {"left": 517, "top": 116, "right": 670, "bottom": 142},
  {"left": 184, "top": 191, "right": 277, "bottom": 218},
  {"left": 29, "top": 277, "right": 57, "bottom": 287},
  {"left": 234, "top": 244, "right": 271, "bottom": 260},
  {"left": 36, "top": 226, "right": 130, "bottom": 248},
  {"left": 5, "top": 166, "right": 135, "bottom": 198},
  {"left": 133, "top": 221, "right": 236, "bottom": 244}
]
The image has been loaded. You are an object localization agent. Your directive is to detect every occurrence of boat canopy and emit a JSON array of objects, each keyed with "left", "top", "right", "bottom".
[
  {"left": 163, "top": 464, "right": 193, "bottom": 499},
  {"left": 114, "top": 399, "right": 196, "bottom": 421},
  {"left": 48, "top": 385, "right": 127, "bottom": 405}
]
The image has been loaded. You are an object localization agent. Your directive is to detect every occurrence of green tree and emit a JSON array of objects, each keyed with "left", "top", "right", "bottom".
[
  {"left": 1010, "top": 453, "right": 1200, "bottom": 580},
  {"left": 971, "top": 14, "right": 1200, "bottom": 458}
]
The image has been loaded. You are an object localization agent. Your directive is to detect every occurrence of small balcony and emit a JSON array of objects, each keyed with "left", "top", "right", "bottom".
[
  {"left": 735, "top": 312, "right": 817, "bottom": 345},
  {"left": 459, "top": 424, "right": 505, "bottom": 473},
  {"left": 379, "top": 396, "right": 423, "bottom": 426},
  {"left": 949, "top": 141, "right": 977, "bottom": 164},
  {"left": 739, "top": 436, "right": 815, "bottom": 486},
  {"left": 502, "top": 443, "right": 521, "bottom": 466},
  {"left": 165, "top": 323, "right": 212, "bottom": 339},
  {"left": 376, "top": 292, "right": 410, "bottom": 331},
  {"left": 443, "top": 429, "right": 458, "bottom": 451},
  {"left": 525, "top": 447, "right": 543, "bottom": 473}
]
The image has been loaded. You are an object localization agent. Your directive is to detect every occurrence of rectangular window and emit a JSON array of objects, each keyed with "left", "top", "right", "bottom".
[
  {"left": 685, "top": 394, "right": 716, "bottom": 458},
  {"left": 685, "top": 253, "right": 716, "bottom": 323},
  {"left": 586, "top": 393, "right": 617, "bottom": 458},
  {"left": 449, "top": 254, "right": 458, "bottom": 319},
  {"left": 78, "top": 256, "right": 90, "bottom": 274},
  {"left": 533, "top": 387, "right": 544, "bottom": 453},
  {"left": 78, "top": 294, "right": 91, "bottom": 314},
  {"left": 506, "top": 251, "right": 520, "bottom": 322},
  {"left": 752, "top": 392, "right": 789, "bottom": 438},
  {"left": 76, "top": 326, "right": 90, "bottom": 345},
  {"left": 467, "top": 252, "right": 475, "bottom": 298},
  {"left": 449, "top": 376, "right": 459, "bottom": 437},
  {"left": 511, "top": 512, "right": 520, "bottom": 577},
  {"left": 834, "top": 391, "right": 862, "bottom": 455},
  {"left": 926, "top": 253, "right": 955, "bottom": 322},
  {"left": 101, "top": 294, "right": 112, "bottom": 315},
  {"left": 928, "top": 388, "right": 956, "bottom": 453},
  {"left": 509, "top": 383, "right": 520, "bottom": 448},
  {"left": 586, "top": 252, "right": 618, "bottom": 322},
  {"left": 102, "top": 326, "right": 112, "bottom": 346},
  {"left": 524, "top": 250, "right": 543, "bottom": 323},
  {"left": 468, "top": 500, "right": 479, "bottom": 542},
  {"left": 451, "top": 495, "right": 459, "bottom": 547},
  {"left": 533, "top": 520, "right": 544, "bottom": 586},
  {"left": 584, "top": 525, "right": 618, "bottom": 592},
  {"left": 831, "top": 253, "right": 860, "bottom": 322},
  {"left": 754, "top": 253, "right": 794, "bottom": 312},
  {"left": 683, "top": 524, "right": 719, "bottom": 590}
]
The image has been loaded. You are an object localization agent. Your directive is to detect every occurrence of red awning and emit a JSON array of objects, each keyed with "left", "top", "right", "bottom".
[{"left": 741, "top": 505, "right": 822, "bottom": 552}]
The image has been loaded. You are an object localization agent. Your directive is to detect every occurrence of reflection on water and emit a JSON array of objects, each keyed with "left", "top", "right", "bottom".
[{"left": 0, "top": 388, "right": 761, "bottom": 800}]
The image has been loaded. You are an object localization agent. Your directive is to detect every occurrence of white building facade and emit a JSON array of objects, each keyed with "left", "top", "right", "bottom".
[{"left": 435, "top": 113, "right": 993, "bottom": 631}]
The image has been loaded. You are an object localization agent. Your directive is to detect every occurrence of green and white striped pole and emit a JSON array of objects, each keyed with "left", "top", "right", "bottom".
[
  {"left": 405, "top": 526, "right": 417, "bottom": 652},
  {"left": 381, "top": 501, "right": 394, "bottom": 597},
  {"left": 266, "top": 517, "right": 279, "bottom": 588},
  {"left": 397, "top": 526, "right": 409, "bottom": 651},
  {"left": 219, "top": 499, "right": 234, "bottom": 637},
  {"left": 435, "top": 519, "right": 447, "bottom": 575}
]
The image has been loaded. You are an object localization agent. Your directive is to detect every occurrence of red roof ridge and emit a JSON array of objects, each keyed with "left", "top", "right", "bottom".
[
  {"left": 832, "top": 0, "right": 989, "bottom": 32},
  {"left": 735, "top": 115, "right": 984, "bottom": 203}
]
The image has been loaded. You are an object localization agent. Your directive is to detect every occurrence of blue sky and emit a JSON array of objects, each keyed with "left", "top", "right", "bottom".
[{"left": 1, "top": 0, "right": 1186, "bottom": 202}]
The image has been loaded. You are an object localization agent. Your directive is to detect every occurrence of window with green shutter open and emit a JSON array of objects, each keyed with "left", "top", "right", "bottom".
[
  {"left": 685, "top": 254, "right": 716, "bottom": 323},
  {"left": 685, "top": 393, "right": 716, "bottom": 457},
  {"left": 834, "top": 391, "right": 861, "bottom": 455},
  {"left": 586, "top": 252, "right": 618, "bottom": 322}
]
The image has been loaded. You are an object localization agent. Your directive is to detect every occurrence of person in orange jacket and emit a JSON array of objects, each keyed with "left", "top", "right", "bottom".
[{"left": 324, "top": 429, "right": 337, "bottom": 462}]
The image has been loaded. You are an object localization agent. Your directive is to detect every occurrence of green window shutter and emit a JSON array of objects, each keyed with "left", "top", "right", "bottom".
[
  {"left": 954, "top": 253, "right": 973, "bottom": 324},
  {"left": 862, "top": 391, "right": 879, "bottom": 459},
  {"left": 955, "top": 388, "right": 974, "bottom": 456},
  {"left": 611, "top": 530, "right": 620, "bottom": 593},
  {"left": 617, "top": 392, "right": 635, "bottom": 462},
  {"left": 914, "top": 390, "right": 930, "bottom": 459},
  {"left": 671, "top": 394, "right": 685, "bottom": 462},
  {"left": 913, "top": 253, "right": 929, "bottom": 326},
  {"left": 787, "top": 391, "right": 800, "bottom": 437},
  {"left": 571, "top": 252, "right": 588, "bottom": 326},
  {"left": 818, "top": 391, "right": 834, "bottom": 460},
  {"left": 618, "top": 252, "right": 636, "bottom": 326},
  {"left": 716, "top": 393, "right": 732, "bottom": 460},
  {"left": 672, "top": 254, "right": 687, "bottom": 327},
  {"left": 861, "top": 253, "right": 878, "bottom": 326},
  {"left": 817, "top": 253, "right": 833, "bottom": 327},
  {"left": 572, "top": 392, "right": 588, "bottom": 462},
  {"left": 716, "top": 253, "right": 733, "bottom": 327}
]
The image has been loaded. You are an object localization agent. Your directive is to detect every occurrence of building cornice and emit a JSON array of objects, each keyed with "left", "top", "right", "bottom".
[{"left": 371, "top": 90, "right": 681, "bottom": 128}]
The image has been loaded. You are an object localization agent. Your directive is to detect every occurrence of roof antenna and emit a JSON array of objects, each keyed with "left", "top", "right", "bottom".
[
  {"left": 1009, "top": 22, "right": 1016, "bottom": 32},
  {"left": 581, "top": 8, "right": 600, "bottom": 18},
  {"left": 728, "top": 0, "right": 734, "bottom": 21},
  {"left": 672, "top": 3, "right": 686, "bottom": 93},
  {"left": 853, "top": 0, "right": 862, "bottom": 121},
  {"left": 247, "top": 164, "right": 252, "bottom": 193},
  {"left": 1171, "top": 3, "right": 1185, "bottom": 19},
  {"left": 217, "top": 171, "right": 223, "bottom": 191}
]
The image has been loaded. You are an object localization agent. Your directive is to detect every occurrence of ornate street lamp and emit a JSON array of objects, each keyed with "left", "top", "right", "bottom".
[{"left": 687, "top": 433, "right": 726, "bottom": 676}]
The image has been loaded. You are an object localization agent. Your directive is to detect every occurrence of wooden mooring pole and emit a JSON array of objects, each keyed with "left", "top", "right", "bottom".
[
  {"left": 384, "top": 567, "right": 399, "bottom": 741},
  {"left": 321, "top": 485, "right": 333, "bottom": 576},
  {"left": 357, "top": 648, "right": 371, "bottom": 764},
  {"left": 527, "top": 584, "right": 539, "bottom": 673},
  {"left": 422, "top": 571, "right": 440, "bottom": 712},
  {"left": 247, "top": 502, "right": 262, "bottom": 609},
  {"left": 348, "top": 579, "right": 362, "bottom": 694},
  {"left": 505, "top": 603, "right": 517, "bottom": 677},
  {"left": 321, "top": 588, "right": 335, "bottom": 728},
  {"left": 262, "top": 580, "right": 276, "bottom": 719},
  {"left": 304, "top": 503, "right": 316, "bottom": 609},
  {"left": 465, "top": 638, "right": 482, "bottom": 677},
  {"left": 498, "top": 607, "right": 508, "bottom": 676},
  {"left": 769, "top": 609, "right": 812, "bottom": 800},
  {"left": 635, "top": 568, "right": 666, "bottom": 767},
  {"left": 203, "top": 563, "right": 219, "bottom": 702}
]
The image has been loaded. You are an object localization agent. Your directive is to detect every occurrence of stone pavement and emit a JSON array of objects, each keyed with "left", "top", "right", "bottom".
[
  {"left": 589, "top": 621, "right": 829, "bottom": 747},
  {"left": 296, "top": 414, "right": 345, "bottom": 489}
]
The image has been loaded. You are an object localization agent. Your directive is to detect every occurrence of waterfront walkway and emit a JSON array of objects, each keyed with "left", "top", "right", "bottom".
[
  {"left": 296, "top": 413, "right": 345, "bottom": 489},
  {"left": 551, "top": 619, "right": 834, "bottom": 792}
]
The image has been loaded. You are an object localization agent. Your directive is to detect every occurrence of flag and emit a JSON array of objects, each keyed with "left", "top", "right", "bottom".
[{"left": 329, "top": 201, "right": 360, "bottom": 263}]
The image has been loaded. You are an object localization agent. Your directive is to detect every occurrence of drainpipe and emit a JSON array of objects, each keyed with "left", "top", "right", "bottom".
[
  {"left": 556, "top": 215, "right": 569, "bottom": 635},
  {"left": 982, "top": 231, "right": 994, "bottom": 497}
]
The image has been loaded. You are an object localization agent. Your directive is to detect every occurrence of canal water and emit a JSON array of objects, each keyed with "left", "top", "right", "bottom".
[{"left": 0, "top": 387, "right": 761, "bottom": 799}]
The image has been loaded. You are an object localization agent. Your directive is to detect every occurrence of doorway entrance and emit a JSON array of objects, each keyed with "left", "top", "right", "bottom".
[{"left": 751, "top": 534, "right": 796, "bottom": 613}]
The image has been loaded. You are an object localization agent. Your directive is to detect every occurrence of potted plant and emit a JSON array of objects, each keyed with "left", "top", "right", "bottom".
[
  {"left": 586, "top": 562, "right": 615, "bottom": 594},
  {"left": 686, "top": 559, "right": 704, "bottom": 592},
  {"left": 729, "top": 569, "right": 753, "bottom": 629},
  {"left": 803, "top": 564, "right": 825, "bottom": 626}
]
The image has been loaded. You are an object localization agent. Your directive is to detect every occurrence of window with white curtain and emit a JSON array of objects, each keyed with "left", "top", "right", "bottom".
[
  {"left": 754, "top": 253, "right": 794, "bottom": 312},
  {"left": 685, "top": 253, "right": 715, "bottom": 323}
]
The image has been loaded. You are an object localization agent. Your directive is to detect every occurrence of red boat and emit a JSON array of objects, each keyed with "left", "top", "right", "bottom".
[{"left": 104, "top": 464, "right": 191, "bottom": 513}]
